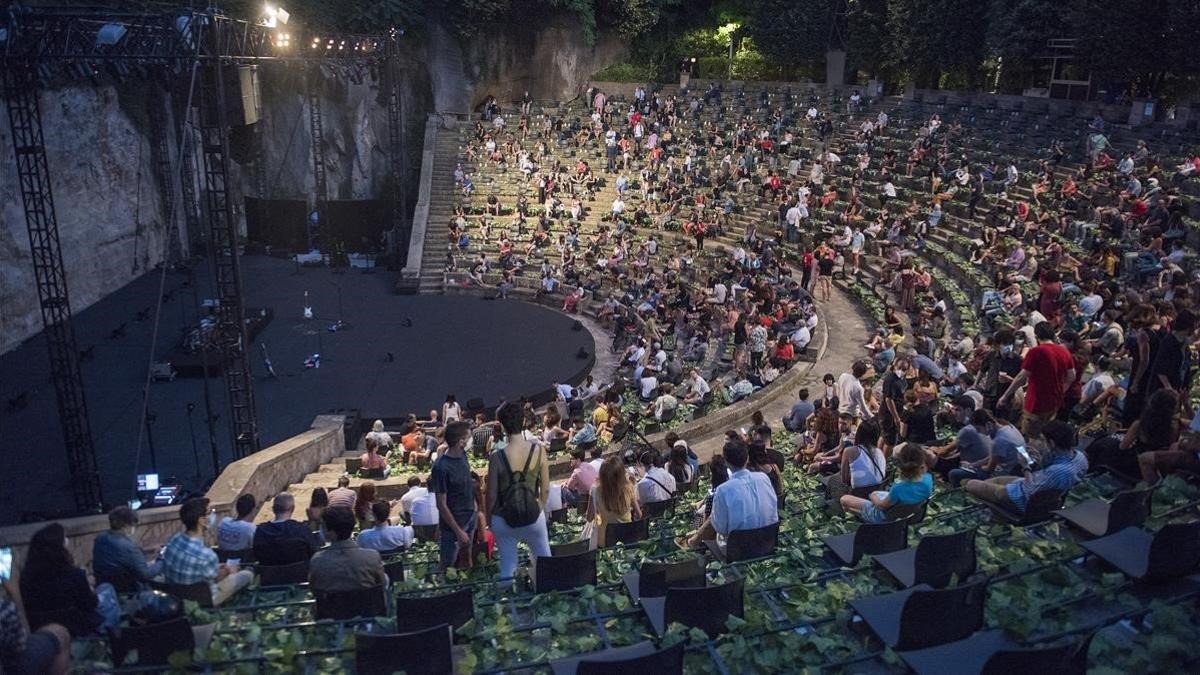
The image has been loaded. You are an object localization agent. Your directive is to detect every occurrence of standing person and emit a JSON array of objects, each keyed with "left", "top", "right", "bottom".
[
  {"left": 430, "top": 421, "right": 477, "bottom": 570},
  {"left": 486, "top": 403, "right": 551, "bottom": 584},
  {"left": 817, "top": 251, "right": 835, "bottom": 302},
  {"left": 997, "top": 322, "right": 1076, "bottom": 444},
  {"left": 878, "top": 357, "right": 909, "bottom": 455},
  {"left": 837, "top": 360, "right": 874, "bottom": 420},
  {"left": 442, "top": 394, "right": 463, "bottom": 424}
]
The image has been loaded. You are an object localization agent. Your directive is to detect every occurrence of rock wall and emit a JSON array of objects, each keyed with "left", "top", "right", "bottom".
[{"left": 0, "top": 84, "right": 169, "bottom": 355}]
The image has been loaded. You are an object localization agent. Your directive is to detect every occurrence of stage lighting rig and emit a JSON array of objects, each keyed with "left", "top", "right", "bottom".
[{"left": 262, "top": 4, "right": 289, "bottom": 28}]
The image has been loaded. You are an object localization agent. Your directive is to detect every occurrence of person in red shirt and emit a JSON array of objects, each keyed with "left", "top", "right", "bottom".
[{"left": 997, "top": 322, "right": 1076, "bottom": 443}]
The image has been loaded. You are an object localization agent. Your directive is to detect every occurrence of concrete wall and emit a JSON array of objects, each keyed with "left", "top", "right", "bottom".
[{"left": 0, "top": 414, "right": 345, "bottom": 573}]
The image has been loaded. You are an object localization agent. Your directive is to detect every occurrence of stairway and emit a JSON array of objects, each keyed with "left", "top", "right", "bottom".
[{"left": 417, "top": 127, "right": 462, "bottom": 294}]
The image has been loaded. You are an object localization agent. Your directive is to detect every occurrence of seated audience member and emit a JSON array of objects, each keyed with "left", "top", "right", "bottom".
[
  {"left": 327, "top": 476, "right": 358, "bottom": 511},
  {"left": 252, "top": 493, "right": 321, "bottom": 566},
  {"left": 309, "top": 507, "right": 388, "bottom": 593},
  {"left": 680, "top": 441, "right": 778, "bottom": 548},
  {"left": 399, "top": 477, "right": 440, "bottom": 527},
  {"left": 586, "top": 456, "right": 642, "bottom": 548},
  {"left": 782, "top": 388, "right": 815, "bottom": 432},
  {"left": 561, "top": 448, "right": 598, "bottom": 506},
  {"left": 965, "top": 421, "right": 1088, "bottom": 512},
  {"left": 668, "top": 442, "right": 695, "bottom": 484},
  {"left": 637, "top": 450, "right": 677, "bottom": 504},
  {"left": 646, "top": 383, "right": 680, "bottom": 421},
  {"left": 360, "top": 438, "right": 388, "bottom": 472},
  {"left": 92, "top": 505, "right": 163, "bottom": 592},
  {"left": 947, "top": 410, "right": 1025, "bottom": 486},
  {"left": 365, "top": 419, "right": 394, "bottom": 453},
  {"left": 163, "top": 498, "right": 253, "bottom": 607},
  {"left": 21, "top": 523, "right": 118, "bottom": 634},
  {"left": 356, "top": 501, "right": 415, "bottom": 552},
  {"left": 839, "top": 419, "right": 887, "bottom": 492},
  {"left": 1139, "top": 430, "right": 1200, "bottom": 484},
  {"left": 841, "top": 443, "right": 932, "bottom": 521},
  {"left": 217, "top": 494, "right": 258, "bottom": 552},
  {"left": 0, "top": 577, "right": 71, "bottom": 675}
]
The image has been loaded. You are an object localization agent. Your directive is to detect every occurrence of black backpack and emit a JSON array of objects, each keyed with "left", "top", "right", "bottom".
[{"left": 496, "top": 447, "right": 542, "bottom": 527}]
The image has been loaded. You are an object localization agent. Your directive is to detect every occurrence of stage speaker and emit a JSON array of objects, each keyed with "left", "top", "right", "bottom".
[
  {"left": 576, "top": 347, "right": 589, "bottom": 359},
  {"left": 235, "top": 65, "right": 261, "bottom": 126}
]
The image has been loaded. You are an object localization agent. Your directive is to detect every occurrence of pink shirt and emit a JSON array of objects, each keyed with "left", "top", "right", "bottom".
[
  {"left": 328, "top": 487, "right": 357, "bottom": 510},
  {"left": 564, "top": 461, "right": 598, "bottom": 493}
]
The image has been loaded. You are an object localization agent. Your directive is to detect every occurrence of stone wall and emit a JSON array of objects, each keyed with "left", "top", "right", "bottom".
[{"left": 0, "top": 414, "right": 344, "bottom": 573}]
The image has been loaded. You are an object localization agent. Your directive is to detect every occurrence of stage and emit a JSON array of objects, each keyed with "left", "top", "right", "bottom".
[{"left": 0, "top": 255, "right": 594, "bottom": 524}]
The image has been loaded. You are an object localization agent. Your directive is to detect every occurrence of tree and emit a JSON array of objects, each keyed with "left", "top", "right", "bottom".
[
  {"left": 847, "top": 0, "right": 890, "bottom": 80},
  {"left": 887, "top": 0, "right": 988, "bottom": 88},
  {"left": 745, "top": 0, "right": 837, "bottom": 66},
  {"left": 986, "top": 0, "right": 1071, "bottom": 92},
  {"left": 1068, "top": 0, "right": 1200, "bottom": 98}
]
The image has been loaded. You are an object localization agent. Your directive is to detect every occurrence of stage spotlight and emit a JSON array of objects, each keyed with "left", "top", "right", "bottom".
[
  {"left": 96, "top": 23, "right": 127, "bottom": 47},
  {"left": 262, "top": 4, "right": 290, "bottom": 28}
]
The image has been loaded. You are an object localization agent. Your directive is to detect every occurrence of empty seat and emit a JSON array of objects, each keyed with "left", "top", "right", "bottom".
[
  {"left": 355, "top": 624, "right": 453, "bottom": 675},
  {"left": 109, "top": 617, "right": 196, "bottom": 667},
  {"left": 148, "top": 580, "right": 213, "bottom": 608},
  {"left": 1080, "top": 523, "right": 1200, "bottom": 582},
  {"left": 641, "top": 577, "right": 744, "bottom": 638},
  {"left": 899, "top": 628, "right": 1093, "bottom": 675},
  {"left": 314, "top": 585, "right": 388, "bottom": 620},
  {"left": 642, "top": 498, "right": 674, "bottom": 520},
  {"left": 534, "top": 549, "right": 598, "bottom": 593},
  {"left": 257, "top": 560, "right": 310, "bottom": 586},
  {"left": 873, "top": 528, "right": 977, "bottom": 589},
  {"left": 604, "top": 518, "right": 649, "bottom": 547},
  {"left": 549, "top": 640, "right": 685, "bottom": 675},
  {"left": 1055, "top": 486, "right": 1155, "bottom": 537},
  {"left": 823, "top": 519, "right": 909, "bottom": 566},
  {"left": 623, "top": 554, "right": 707, "bottom": 601},
  {"left": 394, "top": 587, "right": 474, "bottom": 634},
  {"left": 849, "top": 579, "right": 988, "bottom": 651},
  {"left": 704, "top": 521, "right": 780, "bottom": 563},
  {"left": 550, "top": 539, "right": 592, "bottom": 557},
  {"left": 383, "top": 558, "right": 405, "bottom": 584},
  {"left": 412, "top": 524, "right": 439, "bottom": 543}
]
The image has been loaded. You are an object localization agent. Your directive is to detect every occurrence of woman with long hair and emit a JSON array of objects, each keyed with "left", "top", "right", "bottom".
[
  {"left": 442, "top": 394, "right": 462, "bottom": 424},
  {"left": 20, "top": 523, "right": 118, "bottom": 635},
  {"left": 668, "top": 443, "right": 693, "bottom": 484},
  {"left": 586, "top": 456, "right": 641, "bottom": 548},
  {"left": 354, "top": 483, "right": 377, "bottom": 527}
]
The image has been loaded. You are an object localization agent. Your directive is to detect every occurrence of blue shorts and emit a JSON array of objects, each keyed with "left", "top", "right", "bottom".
[
  {"left": 11, "top": 630, "right": 60, "bottom": 674},
  {"left": 860, "top": 502, "right": 889, "bottom": 524},
  {"left": 439, "top": 516, "right": 477, "bottom": 569}
]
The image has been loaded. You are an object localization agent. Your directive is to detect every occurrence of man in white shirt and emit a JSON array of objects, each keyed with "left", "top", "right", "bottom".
[
  {"left": 611, "top": 197, "right": 625, "bottom": 215},
  {"left": 554, "top": 381, "right": 574, "bottom": 401},
  {"left": 399, "top": 477, "right": 439, "bottom": 526},
  {"left": 837, "top": 360, "right": 874, "bottom": 419},
  {"left": 357, "top": 501, "right": 414, "bottom": 551},
  {"left": 708, "top": 279, "right": 728, "bottom": 304},
  {"left": 681, "top": 442, "right": 777, "bottom": 548},
  {"left": 217, "top": 494, "right": 258, "bottom": 551},
  {"left": 789, "top": 324, "right": 812, "bottom": 352},
  {"left": 682, "top": 368, "right": 711, "bottom": 404},
  {"left": 637, "top": 452, "right": 677, "bottom": 505}
]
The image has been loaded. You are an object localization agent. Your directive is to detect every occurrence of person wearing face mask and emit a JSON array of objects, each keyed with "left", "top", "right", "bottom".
[
  {"left": 925, "top": 398, "right": 987, "bottom": 477},
  {"left": 92, "top": 505, "right": 164, "bottom": 592},
  {"left": 879, "top": 358, "right": 910, "bottom": 455},
  {"left": 949, "top": 410, "right": 1026, "bottom": 486},
  {"left": 979, "top": 330, "right": 1022, "bottom": 411},
  {"left": 162, "top": 497, "right": 254, "bottom": 607}
]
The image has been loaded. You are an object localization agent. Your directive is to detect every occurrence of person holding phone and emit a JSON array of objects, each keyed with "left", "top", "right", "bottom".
[
  {"left": 1, "top": 560, "right": 72, "bottom": 675},
  {"left": 965, "top": 421, "right": 1088, "bottom": 513},
  {"left": 93, "top": 505, "right": 164, "bottom": 592}
]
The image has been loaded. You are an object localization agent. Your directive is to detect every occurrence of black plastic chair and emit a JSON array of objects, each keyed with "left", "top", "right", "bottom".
[
  {"left": 823, "top": 519, "right": 909, "bottom": 566},
  {"left": 849, "top": 579, "right": 988, "bottom": 651},
  {"left": 550, "top": 539, "right": 592, "bottom": 557},
  {"left": 549, "top": 506, "right": 571, "bottom": 524},
  {"left": 641, "top": 499, "right": 674, "bottom": 520},
  {"left": 549, "top": 436, "right": 569, "bottom": 456},
  {"left": 258, "top": 560, "right": 310, "bottom": 586},
  {"left": 549, "top": 640, "right": 686, "bottom": 675},
  {"left": 623, "top": 554, "right": 707, "bottom": 601},
  {"left": 705, "top": 521, "right": 780, "bottom": 563},
  {"left": 1054, "top": 486, "right": 1155, "bottom": 537},
  {"left": 383, "top": 558, "right": 405, "bottom": 584},
  {"left": 604, "top": 518, "right": 649, "bottom": 547},
  {"left": 610, "top": 422, "right": 629, "bottom": 444},
  {"left": 873, "top": 528, "right": 977, "bottom": 589},
  {"left": 360, "top": 467, "right": 386, "bottom": 480},
  {"left": 148, "top": 580, "right": 213, "bottom": 608},
  {"left": 534, "top": 549, "right": 598, "bottom": 593},
  {"left": 1080, "top": 522, "right": 1200, "bottom": 582},
  {"left": 394, "top": 587, "right": 475, "bottom": 634},
  {"left": 110, "top": 617, "right": 195, "bottom": 667},
  {"left": 641, "top": 577, "right": 744, "bottom": 638},
  {"left": 983, "top": 489, "right": 1065, "bottom": 526},
  {"left": 881, "top": 499, "right": 929, "bottom": 525},
  {"left": 676, "top": 480, "right": 696, "bottom": 496},
  {"left": 355, "top": 624, "right": 453, "bottom": 675},
  {"left": 314, "top": 585, "right": 388, "bottom": 620},
  {"left": 899, "top": 628, "right": 1093, "bottom": 675}
]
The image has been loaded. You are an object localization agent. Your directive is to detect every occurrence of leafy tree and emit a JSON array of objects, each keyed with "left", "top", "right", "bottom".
[
  {"left": 1068, "top": 0, "right": 1200, "bottom": 98},
  {"left": 745, "top": 0, "right": 837, "bottom": 66},
  {"left": 847, "top": 0, "right": 890, "bottom": 80},
  {"left": 886, "top": 0, "right": 988, "bottom": 88},
  {"left": 985, "top": 0, "right": 1070, "bottom": 92}
]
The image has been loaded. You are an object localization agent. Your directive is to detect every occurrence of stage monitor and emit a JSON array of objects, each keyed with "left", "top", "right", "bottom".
[
  {"left": 137, "top": 473, "right": 160, "bottom": 492},
  {"left": 153, "top": 485, "right": 181, "bottom": 506}
]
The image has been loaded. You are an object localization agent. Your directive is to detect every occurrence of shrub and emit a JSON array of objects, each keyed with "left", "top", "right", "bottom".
[{"left": 592, "top": 62, "right": 654, "bottom": 82}]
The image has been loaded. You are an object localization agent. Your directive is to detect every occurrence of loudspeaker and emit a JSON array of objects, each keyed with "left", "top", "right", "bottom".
[
  {"left": 235, "top": 65, "right": 261, "bottom": 126},
  {"left": 576, "top": 347, "right": 589, "bottom": 359}
]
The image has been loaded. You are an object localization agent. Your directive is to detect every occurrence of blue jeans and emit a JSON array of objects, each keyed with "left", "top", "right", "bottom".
[{"left": 438, "top": 515, "right": 477, "bottom": 570}]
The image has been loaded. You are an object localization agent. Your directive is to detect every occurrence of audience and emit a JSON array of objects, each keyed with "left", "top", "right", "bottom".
[
  {"left": 308, "top": 507, "right": 387, "bottom": 593},
  {"left": 20, "top": 524, "right": 117, "bottom": 634},
  {"left": 163, "top": 498, "right": 253, "bottom": 607},
  {"left": 217, "top": 494, "right": 258, "bottom": 553},
  {"left": 587, "top": 455, "right": 642, "bottom": 548},
  {"left": 92, "top": 505, "right": 163, "bottom": 592},
  {"left": 356, "top": 501, "right": 415, "bottom": 551},
  {"left": 486, "top": 404, "right": 551, "bottom": 584},
  {"left": 252, "top": 493, "right": 321, "bottom": 567},
  {"left": 965, "top": 421, "right": 1088, "bottom": 512}
]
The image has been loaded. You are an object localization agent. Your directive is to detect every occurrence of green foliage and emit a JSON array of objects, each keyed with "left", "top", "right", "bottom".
[
  {"left": 887, "top": 0, "right": 988, "bottom": 88},
  {"left": 745, "top": 0, "right": 836, "bottom": 66},
  {"left": 592, "top": 62, "right": 657, "bottom": 82},
  {"left": 847, "top": 0, "right": 890, "bottom": 79}
]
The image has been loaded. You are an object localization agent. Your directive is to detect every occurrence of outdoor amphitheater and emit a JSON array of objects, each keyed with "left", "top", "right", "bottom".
[{"left": 1, "top": 1, "right": 1199, "bottom": 673}]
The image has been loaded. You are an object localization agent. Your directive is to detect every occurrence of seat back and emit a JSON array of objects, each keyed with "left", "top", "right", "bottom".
[
  {"left": 642, "top": 499, "right": 674, "bottom": 520},
  {"left": 896, "top": 579, "right": 988, "bottom": 651},
  {"left": 548, "top": 506, "right": 571, "bottom": 524},
  {"left": 148, "top": 580, "right": 213, "bottom": 608},
  {"left": 1147, "top": 522, "right": 1200, "bottom": 580},
  {"left": 383, "top": 559, "right": 405, "bottom": 584},
  {"left": 258, "top": 560, "right": 310, "bottom": 586},
  {"left": 725, "top": 521, "right": 780, "bottom": 562},
  {"left": 345, "top": 457, "right": 363, "bottom": 474},
  {"left": 355, "top": 624, "right": 453, "bottom": 675},
  {"left": 610, "top": 422, "right": 628, "bottom": 444},
  {"left": 551, "top": 539, "right": 592, "bottom": 557},
  {"left": 549, "top": 436, "right": 569, "bottom": 456},
  {"left": 663, "top": 578, "right": 745, "bottom": 638},
  {"left": 412, "top": 524, "right": 439, "bottom": 543},
  {"left": 638, "top": 555, "right": 707, "bottom": 598},
  {"left": 913, "top": 528, "right": 977, "bottom": 588},
  {"left": 110, "top": 617, "right": 195, "bottom": 667},
  {"left": 1105, "top": 487, "right": 1155, "bottom": 535},
  {"left": 577, "top": 640, "right": 686, "bottom": 674},
  {"left": 852, "top": 519, "right": 909, "bottom": 563},
  {"left": 1020, "top": 490, "right": 1066, "bottom": 524},
  {"left": 982, "top": 631, "right": 1094, "bottom": 675},
  {"left": 360, "top": 467, "right": 386, "bottom": 480},
  {"left": 604, "top": 518, "right": 649, "bottom": 547},
  {"left": 394, "top": 587, "right": 474, "bottom": 633},
  {"left": 884, "top": 499, "right": 929, "bottom": 524},
  {"left": 534, "top": 549, "right": 598, "bottom": 592},
  {"left": 676, "top": 480, "right": 696, "bottom": 496},
  {"left": 314, "top": 586, "right": 388, "bottom": 620}
]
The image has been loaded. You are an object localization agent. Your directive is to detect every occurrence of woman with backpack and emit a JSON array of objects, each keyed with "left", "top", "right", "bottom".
[{"left": 485, "top": 402, "right": 551, "bottom": 585}]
